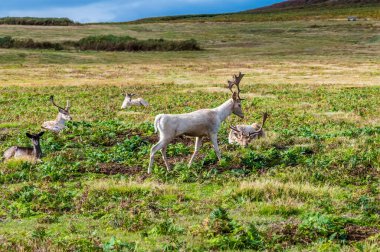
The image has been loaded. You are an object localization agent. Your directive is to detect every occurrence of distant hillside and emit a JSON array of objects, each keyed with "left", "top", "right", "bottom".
[
  {"left": 127, "top": 0, "right": 379, "bottom": 24},
  {"left": 248, "top": 0, "right": 380, "bottom": 13}
]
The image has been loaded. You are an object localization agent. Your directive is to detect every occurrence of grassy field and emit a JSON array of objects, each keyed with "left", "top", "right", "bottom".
[{"left": 0, "top": 19, "right": 379, "bottom": 251}]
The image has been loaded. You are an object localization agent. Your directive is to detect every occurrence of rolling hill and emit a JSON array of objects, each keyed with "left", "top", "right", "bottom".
[
  {"left": 249, "top": 0, "right": 380, "bottom": 13},
  {"left": 129, "top": 0, "right": 380, "bottom": 23}
]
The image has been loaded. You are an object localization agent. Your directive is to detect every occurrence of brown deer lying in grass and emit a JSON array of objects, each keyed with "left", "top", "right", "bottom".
[
  {"left": 121, "top": 93, "right": 149, "bottom": 109},
  {"left": 148, "top": 72, "right": 245, "bottom": 174},
  {"left": 3, "top": 132, "right": 44, "bottom": 162},
  {"left": 42, "top": 96, "right": 72, "bottom": 133},
  {"left": 229, "top": 112, "right": 268, "bottom": 147}
]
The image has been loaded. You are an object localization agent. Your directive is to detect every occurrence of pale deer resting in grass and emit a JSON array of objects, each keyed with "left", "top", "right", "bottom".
[
  {"left": 3, "top": 132, "right": 44, "bottom": 162},
  {"left": 42, "top": 96, "right": 72, "bottom": 133},
  {"left": 229, "top": 112, "right": 269, "bottom": 147},
  {"left": 121, "top": 93, "right": 149, "bottom": 109},
  {"left": 148, "top": 72, "right": 245, "bottom": 174}
]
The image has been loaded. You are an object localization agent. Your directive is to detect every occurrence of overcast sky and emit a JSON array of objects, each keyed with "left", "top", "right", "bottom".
[{"left": 0, "top": 0, "right": 284, "bottom": 23}]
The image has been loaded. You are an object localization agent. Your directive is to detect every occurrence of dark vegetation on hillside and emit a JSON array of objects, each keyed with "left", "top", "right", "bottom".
[
  {"left": 249, "top": 0, "right": 380, "bottom": 13},
  {"left": 0, "top": 35, "right": 201, "bottom": 51},
  {"left": 0, "top": 36, "right": 63, "bottom": 50},
  {"left": 77, "top": 35, "right": 200, "bottom": 51},
  {"left": 128, "top": 14, "right": 221, "bottom": 24},
  {"left": 128, "top": 1, "right": 379, "bottom": 24},
  {"left": 0, "top": 17, "right": 76, "bottom": 26}
]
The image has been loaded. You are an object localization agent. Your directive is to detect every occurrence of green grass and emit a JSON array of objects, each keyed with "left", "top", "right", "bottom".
[{"left": 0, "top": 18, "right": 379, "bottom": 251}]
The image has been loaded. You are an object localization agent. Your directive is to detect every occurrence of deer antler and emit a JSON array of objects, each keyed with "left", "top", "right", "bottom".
[
  {"left": 227, "top": 72, "right": 245, "bottom": 100},
  {"left": 65, "top": 100, "right": 70, "bottom": 110},
  {"left": 230, "top": 125, "right": 241, "bottom": 133},
  {"left": 50, "top": 96, "right": 66, "bottom": 111},
  {"left": 249, "top": 112, "right": 269, "bottom": 137}
]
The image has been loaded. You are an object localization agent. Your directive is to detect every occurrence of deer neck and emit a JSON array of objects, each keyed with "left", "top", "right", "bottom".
[
  {"left": 33, "top": 142, "right": 42, "bottom": 159},
  {"left": 56, "top": 113, "right": 67, "bottom": 125},
  {"left": 122, "top": 97, "right": 131, "bottom": 107},
  {"left": 214, "top": 99, "right": 234, "bottom": 122}
]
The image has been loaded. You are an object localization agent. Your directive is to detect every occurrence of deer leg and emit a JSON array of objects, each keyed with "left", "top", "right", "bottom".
[
  {"left": 188, "top": 137, "right": 202, "bottom": 167},
  {"left": 161, "top": 146, "right": 170, "bottom": 171},
  {"left": 148, "top": 139, "right": 169, "bottom": 174},
  {"left": 210, "top": 134, "right": 222, "bottom": 161}
]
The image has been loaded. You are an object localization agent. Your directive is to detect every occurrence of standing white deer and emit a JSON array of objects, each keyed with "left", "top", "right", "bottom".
[
  {"left": 121, "top": 93, "right": 149, "bottom": 109},
  {"left": 229, "top": 112, "right": 268, "bottom": 147},
  {"left": 148, "top": 72, "right": 245, "bottom": 174},
  {"left": 42, "top": 96, "right": 72, "bottom": 133}
]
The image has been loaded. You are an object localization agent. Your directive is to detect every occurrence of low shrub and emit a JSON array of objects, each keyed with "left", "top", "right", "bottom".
[
  {"left": 196, "top": 207, "right": 264, "bottom": 250},
  {"left": 102, "top": 236, "right": 137, "bottom": 252},
  {"left": 297, "top": 212, "right": 348, "bottom": 242},
  {"left": 0, "top": 36, "right": 63, "bottom": 50},
  {"left": 77, "top": 35, "right": 200, "bottom": 51},
  {"left": 0, "top": 35, "right": 200, "bottom": 51}
]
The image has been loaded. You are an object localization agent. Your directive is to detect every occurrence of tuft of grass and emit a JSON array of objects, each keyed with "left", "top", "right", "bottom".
[{"left": 234, "top": 179, "right": 344, "bottom": 202}]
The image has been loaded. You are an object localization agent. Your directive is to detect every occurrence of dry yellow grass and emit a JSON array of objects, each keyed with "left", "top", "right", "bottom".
[
  {"left": 237, "top": 178, "right": 344, "bottom": 201},
  {"left": 86, "top": 178, "right": 178, "bottom": 193},
  {"left": 0, "top": 59, "right": 379, "bottom": 87}
]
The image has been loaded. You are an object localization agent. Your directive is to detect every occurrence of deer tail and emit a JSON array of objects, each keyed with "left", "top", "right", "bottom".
[{"left": 154, "top": 114, "right": 163, "bottom": 134}]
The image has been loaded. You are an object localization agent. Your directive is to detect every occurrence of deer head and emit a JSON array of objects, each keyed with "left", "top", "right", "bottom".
[
  {"left": 121, "top": 93, "right": 136, "bottom": 109},
  {"left": 26, "top": 132, "right": 44, "bottom": 145},
  {"left": 50, "top": 95, "right": 72, "bottom": 121},
  {"left": 230, "top": 112, "right": 269, "bottom": 147},
  {"left": 229, "top": 125, "right": 251, "bottom": 146},
  {"left": 231, "top": 92, "right": 244, "bottom": 118},
  {"left": 126, "top": 93, "right": 136, "bottom": 99},
  {"left": 248, "top": 112, "right": 268, "bottom": 138}
]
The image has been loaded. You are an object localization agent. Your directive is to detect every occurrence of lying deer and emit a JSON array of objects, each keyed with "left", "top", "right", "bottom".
[
  {"left": 3, "top": 132, "right": 44, "bottom": 162},
  {"left": 42, "top": 96, "right": 72, "bottom": 133},
  {"left": 121, "top": 93, "right": 149, "bottom": 109},
  {"left": 229, "top": 112, "right": 268, "bottom": 147},
  {"left": 148, "top": 72, "right": 245, "bottom": 174}
]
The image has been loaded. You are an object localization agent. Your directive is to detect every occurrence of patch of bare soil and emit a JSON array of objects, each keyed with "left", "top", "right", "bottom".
[
  {"left": 97, "top": 162, "right": 141, "bottom": 176},
  {"left": 267, "top": 219, "right": 302, "bottom": 246},
  {"left": 345, "top": 224, "right": 379, "bottom": 241}
]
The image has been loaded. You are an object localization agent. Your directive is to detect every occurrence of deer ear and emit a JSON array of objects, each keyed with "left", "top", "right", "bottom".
[
  {"left": 38, "top": 132, "right": 45, "bottom": 137},
  {"left": 26, "top": 133, "right": 33, "bottom": 138},
  {"left": 232, "top": 92, "right": 238, "bottom": 101}
]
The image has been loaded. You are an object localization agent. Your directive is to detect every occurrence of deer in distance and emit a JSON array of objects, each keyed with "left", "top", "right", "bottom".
[
  {"left": 42, "top": 96, "right": 72, "bottom": 133},
  {"left": 229, "top": 112, "right": 269, "bottom": 147},
  {"left": 121, "top": 93, "right": 149, "bottom": 109},
  {"left": 3, "top": 132, "right": 45, "bottom": 162},
  {"left": 148, "top": 72, "right": 245, "bottom": 174}
]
